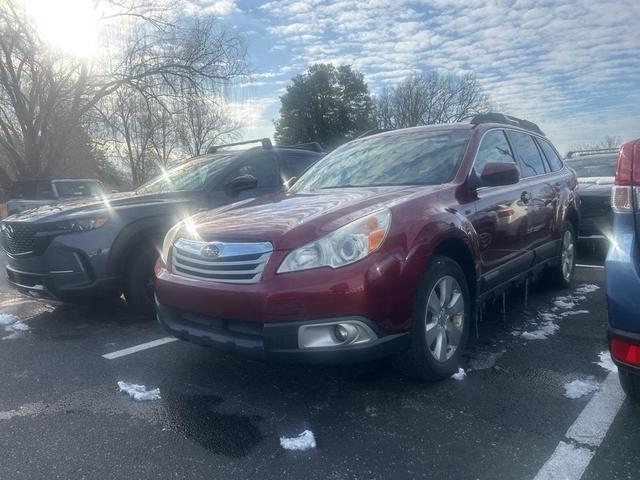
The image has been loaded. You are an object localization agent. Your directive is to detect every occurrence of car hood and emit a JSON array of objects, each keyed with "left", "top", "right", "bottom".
[
  {"left": 190, "top": 185, "right": 440, "bottom": 250},
  {"left": 3, "top": 191, "right": 200, "bottom": 223}
]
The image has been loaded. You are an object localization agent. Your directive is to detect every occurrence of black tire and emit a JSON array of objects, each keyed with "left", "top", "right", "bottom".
[
  {"left": 123, "top": 246, "right": 158, "bottom": 317},
  {"left": 548, "top": 221, "right": 576, "bottom": 288},
  {"left": 392, "top": 255, "right": 471, "bottom": 381},
  {"left": 618, "top": 369, "right": 640, "bottom": 403}
]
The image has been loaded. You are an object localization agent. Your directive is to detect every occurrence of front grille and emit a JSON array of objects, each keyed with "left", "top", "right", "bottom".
[
  {"left": 171, "top": 238, "right": 272, "bottom": 284},
  {"left": 0, "top": 222, "right": 37, "bottom": 255}
]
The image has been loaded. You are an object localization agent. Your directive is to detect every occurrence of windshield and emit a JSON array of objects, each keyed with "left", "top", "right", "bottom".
[
  {"left": 136, "top": 155, "right": 236, "bottom": 194},
  {"left": 292, "top": 129, "right": 471, "bottom": 191},
  {"left": 566, "top": 156, "right": 617, "bottom": 177}
]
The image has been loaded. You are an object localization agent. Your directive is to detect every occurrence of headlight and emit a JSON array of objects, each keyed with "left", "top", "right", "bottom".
[
  {"left": 51, "top": 216, "right": 108, "bottom": 232},
  {"left": 277, "top": 209, "right": 391, "bottom": 273},
  {"left": 161, "top": 222, "right": 183, "bottom": 265}
]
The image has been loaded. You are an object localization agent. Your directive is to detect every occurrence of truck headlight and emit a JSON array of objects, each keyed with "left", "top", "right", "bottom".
[
  {"left": 277, "top": 209, "right": 391, "bottom": 273},
  {"left": 51, "top": 216, "right": 108, "bottom": 232}
]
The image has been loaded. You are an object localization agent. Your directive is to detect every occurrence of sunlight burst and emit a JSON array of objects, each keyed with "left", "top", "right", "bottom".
[{"left": 24, "top": 0, "right": 98, "bottom": 57}]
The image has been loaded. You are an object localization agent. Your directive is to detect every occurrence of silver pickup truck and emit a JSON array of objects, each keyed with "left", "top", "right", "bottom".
[{"left": 6, "top": 179, "right": 107, "bottom": 216}]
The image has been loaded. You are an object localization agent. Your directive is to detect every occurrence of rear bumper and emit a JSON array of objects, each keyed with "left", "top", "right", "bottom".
[{"left": 156, "top": 300, "right": 410, "bottom": 364}]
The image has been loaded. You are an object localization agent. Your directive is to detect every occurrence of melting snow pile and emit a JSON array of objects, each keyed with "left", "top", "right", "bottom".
[
  {"left": 451, "top": 368, "right": 466, "bottom": 381},
  {"left": 595, "top": 351, "right": 618, "bottom": 373},
  {"left": 280, "top": 430, "right": 317, "bottom": 451},
  {"left": 564, "top": 379, "right": 599, "bottom": 399},
  {"left": 515, "top": 285, "right": 593, "bottom": 340},
  {"left": 7, "top": 321, "right": 29, "bottom": 332},
  {"left": 0, "top": 313, "right": 18, "bottom": 326},
  {"left": 117, "top": 381, "right": 161, "bottom": 401}
]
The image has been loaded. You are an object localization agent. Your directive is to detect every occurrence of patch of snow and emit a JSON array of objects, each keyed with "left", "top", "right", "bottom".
[
  {"left": 7, "top": 322, "right": 29, "bottom": 332},
  {"left": 280, "top": 430, "right": 317, "bottom": 451},
  {"left": 554, "top": 299, "right": 575, "bottom": 309},
  {"left": 0, "top": 313, "right": 18, "bottom": 326},
  {"left": 564, "top": 379, "right": 599, "bottom": 399},
  {"left": 595, "top": 351, "right": 618, "bottom": 373},
  {"left": 560, "top": 310, "right": 590, "bottom": 317},
  {"left": 540, "top": 312, "right": 560, "bottom": 322},
  {"left": 117, "top": 381, "right": 161, "bottom": 401},
  {"left": 521, "top": 321, "right": 559, "bottom": 340},
  {"left": 575, "top": 284, "right": 600, "bottom": 294},
  {"left": 451, "top": 368, "right": 466, "bottom": 381}
]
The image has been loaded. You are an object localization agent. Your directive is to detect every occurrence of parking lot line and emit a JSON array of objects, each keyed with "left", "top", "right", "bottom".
[
  {"left": 575, "top": 264, "right": 605, "bottom": 270},
  {"left": 532, "top": 372, "right": 625, "bottom": 480},
  {"left": 102, "top": 337, "right": 178, "bottom": 360}
]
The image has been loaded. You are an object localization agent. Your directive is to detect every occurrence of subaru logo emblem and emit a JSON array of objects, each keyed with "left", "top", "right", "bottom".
[
  {"left": 1, "top": 224, "right": 13, "bottom": 238},
  {"left": 200, "top": 243, "right": 221, "bottom": 258}
]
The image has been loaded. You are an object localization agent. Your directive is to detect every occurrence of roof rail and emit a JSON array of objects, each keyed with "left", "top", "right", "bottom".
[
  {"left": 278, "top": 142, "right": 325, "bottom": 153},
  {"left": 207, "top": 138, "right": 272, "bottom": 154},
  {"left": 356, "top": 128, "right": 389, "bottom": 139},
  {"left": 566, "top": 147, "right": 619, "bottom": 158},
  {"left": 470, "top": 113, "right": 545, "bottom": 136}
]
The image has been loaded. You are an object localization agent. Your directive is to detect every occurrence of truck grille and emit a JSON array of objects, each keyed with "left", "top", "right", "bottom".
[
  {"left": 0, "top": 222, "right": 37, "bottom": 255},
  {"left": 171, "top": 238, "right": 273, "bottom": 284}
]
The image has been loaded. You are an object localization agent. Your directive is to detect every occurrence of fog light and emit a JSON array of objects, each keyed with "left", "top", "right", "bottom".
[
  {"left": 334, "top": 324, "right": 349, "bottom": 342},
  {"left": 298, "top": 320, "right": 378, "bottom": 349}
]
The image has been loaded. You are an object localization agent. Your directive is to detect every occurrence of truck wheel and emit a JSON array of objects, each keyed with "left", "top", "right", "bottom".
[
  {"left": 549, "top": 221, "right": 576, "bottom": 288},
  {"left": 619, "top": 369, "right": 640, "bottom": 403},
  {"left": 392, "top": 255, "right": 471, "bottom": 381},
  {"left": 123, "top": 246, "right": 158, "bottom": 317}
]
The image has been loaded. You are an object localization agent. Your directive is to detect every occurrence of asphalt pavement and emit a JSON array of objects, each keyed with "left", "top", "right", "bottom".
[{"left": 0, "top": 247, "right": 638, "bottom": 480}]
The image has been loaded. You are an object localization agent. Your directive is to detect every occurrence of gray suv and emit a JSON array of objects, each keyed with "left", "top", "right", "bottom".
[{"left": 0, "top": 140, "right": 323, "bottom": 314}]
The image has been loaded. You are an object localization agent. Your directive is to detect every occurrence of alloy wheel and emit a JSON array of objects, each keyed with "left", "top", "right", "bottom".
[{"left": 424, "top": 275, "right": 465, "bottom": 363}]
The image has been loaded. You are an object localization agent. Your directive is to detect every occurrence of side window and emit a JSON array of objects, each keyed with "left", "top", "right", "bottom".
[
  {"left": 536, "top": 138, "right": 564, "bottom": 172},
  {"left": 473, "top": 130, "right": 516, "bottom": 176},
  {"left": 279, "top": 151, "right": 319, "bottom": 182},
  {"left": 508, "top": 131, "right": 547, "bottom": 177},
  {"left": 37, "top": 182, "right": 56, "bottom": 199},
  {"left": 225, "top": 153, "right": 280, "bottom": 188}
]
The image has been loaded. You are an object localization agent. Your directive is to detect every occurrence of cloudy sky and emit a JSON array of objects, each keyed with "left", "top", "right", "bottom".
[{"left": 189, "top": 0, "right": 640, "bottom": 153}]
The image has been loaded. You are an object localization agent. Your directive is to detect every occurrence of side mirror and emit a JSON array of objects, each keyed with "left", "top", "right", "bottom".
[
  {"left": 480, "top": 162, "right": 520, "bottom": 187},
  {"left": 224, "top": 174, "right": 258, "bottom": 196}
]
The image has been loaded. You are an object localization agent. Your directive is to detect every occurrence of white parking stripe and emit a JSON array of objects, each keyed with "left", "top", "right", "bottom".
[
  {"left": 533, "top": 372, "right": 625, "bottom": 480},
  {"left": 575, "top": 264, "right": 605, "bottom": 270},
  {"left": 102, "top": 337, "right": 178, "bottom": 360}
]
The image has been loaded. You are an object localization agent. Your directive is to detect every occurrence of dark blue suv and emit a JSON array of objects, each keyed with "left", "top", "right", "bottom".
[{"left": 606, "top": 139, "right": 640, "bottom": 401}]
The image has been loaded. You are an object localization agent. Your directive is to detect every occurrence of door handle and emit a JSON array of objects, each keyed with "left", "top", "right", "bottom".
[{"left": 521, "top": 191, "right": 532, "bottom": 204}]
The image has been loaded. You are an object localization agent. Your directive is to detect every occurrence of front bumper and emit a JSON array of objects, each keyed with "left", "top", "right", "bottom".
[{"left": 156, "top": 300, "right": 409, "bottom": 364}]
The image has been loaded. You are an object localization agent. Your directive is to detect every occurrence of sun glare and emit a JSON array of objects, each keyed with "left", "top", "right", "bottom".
[{"left": 24, "top": 0, "right": 98, "bottom": 57}]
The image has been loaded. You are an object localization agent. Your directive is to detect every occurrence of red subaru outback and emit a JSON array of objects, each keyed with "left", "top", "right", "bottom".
[{"left": 155, "top": 114, "right": 579, "bottom": 380}]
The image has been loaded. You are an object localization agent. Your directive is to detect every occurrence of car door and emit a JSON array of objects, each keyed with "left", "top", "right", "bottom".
[
  {"left": 468, "top": 129, "right": 532, "bottom": 292},
  {"left": 507, "top": 130, "right": 557, "bottom": 260}
]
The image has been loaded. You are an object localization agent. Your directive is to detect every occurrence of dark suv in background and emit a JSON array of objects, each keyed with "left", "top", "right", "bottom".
[
  {"left": 7, "top": 179, "right": 107, "bottom": 216},
  {"left": 155, "top": 114, "right": 579, "bottom": 380},
  {"left": 0, "top": 139, "right": 323, "bottom": 314}
]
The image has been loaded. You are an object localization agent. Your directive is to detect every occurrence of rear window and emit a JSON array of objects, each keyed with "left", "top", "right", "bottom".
[
  {"left": 292, "top": 129, "right": 471, "bottom": 191},
  {"left": 508, "top": 131, "right": 547, "bottom": 177},
  {"left": 54, "top": 181, "right": 102, "bottom": 198},
  {"left": 537, "top": 139, "right": 564, "bottom": 172}
]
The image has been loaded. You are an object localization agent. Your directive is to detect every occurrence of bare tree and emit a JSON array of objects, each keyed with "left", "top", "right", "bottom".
[
  {"left": 176, "top": 95, "right": 240, "bottom": 157},
  {"left": 570, "top": 135, "right": 622, "bottom": 152},
  {"left": 375, "top": 72, "right": 491, "bottom": 129},
  {"left": 0, "top": 0, "right": 246, "bottom": 189}
]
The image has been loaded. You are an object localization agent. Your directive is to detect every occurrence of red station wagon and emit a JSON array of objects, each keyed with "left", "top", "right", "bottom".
[{"left": 154, "top": 113, "right": 579, "bottom": 380}]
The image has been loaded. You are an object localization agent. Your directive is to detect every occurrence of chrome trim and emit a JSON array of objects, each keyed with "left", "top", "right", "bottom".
[{"left": 171, "top": 238, "right": 273, "bottom": 284}]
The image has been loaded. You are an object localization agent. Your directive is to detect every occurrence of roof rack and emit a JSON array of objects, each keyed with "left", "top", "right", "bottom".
[
  {"left": 566, "top": 147, "right": 619, "bottom": 158},
  {"left": 207, "top": 138, "right": 272, "bottom": 154},
  {"left": 278, "top": 142, "right": 325, "bottom": 153},
  {"left": 470, "top": 113, "right": 545, "bottom": 136}
]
